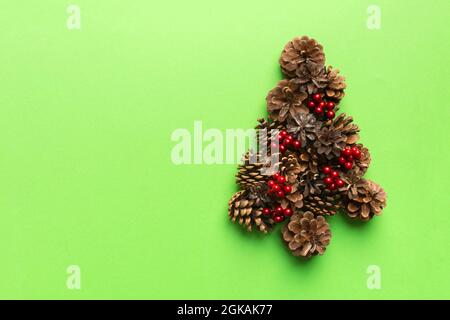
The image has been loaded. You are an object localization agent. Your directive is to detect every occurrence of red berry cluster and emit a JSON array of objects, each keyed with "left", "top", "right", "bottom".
[
  {"left": 262, "top": 205, "right": 293, "bottom": 223},
  {"left": 267, "top": 172, "right": 293, "bottom": 199},
  {"left": 307, "top": 94, "right": 336, "bottom": 120},
  {"left": 273, "top": 130, "right": 301, "bottom": 154},
  {"left": 338, "top": 146, "right": 361, "bottom": 170},
  {"left": 322, "top": 166, "right": 345, "bottom": 191}
]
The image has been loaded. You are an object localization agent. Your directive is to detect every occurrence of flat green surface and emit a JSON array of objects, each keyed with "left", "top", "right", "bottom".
[{"left": 0, "top": 0, "right": 449, "bottom": 299}]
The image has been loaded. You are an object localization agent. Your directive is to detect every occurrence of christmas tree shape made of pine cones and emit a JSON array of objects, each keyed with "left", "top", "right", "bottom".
[{"left": 229, "top": 36, "right": 387, "bottom": 259}]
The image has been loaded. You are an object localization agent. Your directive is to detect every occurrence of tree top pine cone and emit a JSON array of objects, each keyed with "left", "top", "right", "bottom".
[{"left": 228, "top": 35, "right": 387, "bottom": 260}]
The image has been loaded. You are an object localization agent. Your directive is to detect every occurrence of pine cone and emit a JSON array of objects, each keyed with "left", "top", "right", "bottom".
[
  {"left": 330, "top": 113, "right": 360, "bottom": 145},
  {"left": 313, "top": 126, "right": 346, "bottom": 159},
  {"left": 271, "top": 153, "right": 303, "bottom": 209},
  {"left": 293, "top": 65, "right": 328, "bottom": 95},
  {"left": 298, "top": 147, "right": 320, "bottom": 174},
  {"left": 344, "top": 179, "right": 387, "bottom": 221},
  {"left": 266, "top": 79, "right": 308, "bottom": 122},
  {"left": 236, "top": 152, "right": 271, "bottom": 190},
  {"left": 299, "top": 170, "right": 323, "bottom": 197},
  {"left": 282, "top": 211, "right": 331, "bottom": 258},
  {"left": 279, "top": 153, "right": 302, "bottom": 184},
  {"left": 255, "top": 118, "right": 285, "bottom": 150},
  {"left": 324, "top": 66, "right": 346, "bottom": 101},
  {"left": 287, "top": 112, "right": 321, "bottom": 147},
  {"left": 255, "top": 118, "right": 285, "bottom": 131},
  {"left": 303, "top": 194, "right": 342, "bottom": 216},
  {"left": 342, "top": 169, "right": 362, "bottom": 187},
  {"left": 228, "top": 190, "right": 275, "bottom": 233},
  {"left": 279, "top": 36, "right": 325, "bottom": 79}
]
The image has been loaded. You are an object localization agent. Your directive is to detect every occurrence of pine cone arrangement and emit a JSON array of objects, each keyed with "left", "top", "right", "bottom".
[{"left": 228, "top": 36, "right": 387, "bottom": 259}]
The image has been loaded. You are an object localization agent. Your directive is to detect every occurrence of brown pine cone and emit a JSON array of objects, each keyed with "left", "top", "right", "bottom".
[
  {"left": 324, "top": 66, "right": 346, "bottom": 101},
  {"left": 293, "top": 65, "right": 328, "bottom": 95},
  {"left": 270, "top": 153, "right": 303, "bottom": 209},
  {"left": 303, "top": 194, "right": 343, "bottom": 216},
  {"left": 344, "top": 179, "right": 387, "bottom": 221},
  {"left": 299, "top": 170, "right": 323, "bottom": 197},
  {"left": 282, "top": 211, "right": 331, "bottom": 258},
  {"left": 279, "top": 153, "right": 302, "bottom": 184},
  {"left": 266, "top": 79, "right": 308, "bottom": 122},
  {"left": 298, "top": 147, "right": 320, "bottom": 174},
  {"left": 330, "top": 113, "right": 360, "bottom": 145},
  {"left": 313, "top": 126, "right": 347, "bottom": 159},
  {"left": 255, "top": 118, "right": 285, "bottom": 150},
  {"left": 255, "top": 118, "right": 285, "bottom": 131},
  {"left": 279, "top": 36, "right": 325, "bottom": 79},
  {"left": 236, "top": 152, "right": 271, "bottom": 190},
  {"left": 228, "top": 190, "right": 275, "bottom": 233},
  {"left": 342, "top": 168, "right": 363, "bottom": 187},
  {"left": 287, "top": 112, "right": 321, "bottom": 147}
]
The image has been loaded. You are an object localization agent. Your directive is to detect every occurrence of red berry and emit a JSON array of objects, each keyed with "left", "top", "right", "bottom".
[
  {"left": 277, "top": 175, "right": 286, "bottom": 185},
  {"left": 283, "top": 185, "right": 292, "bottom": 193},
  {"left": 328, "top": 183, "right": 336, "bottom": 191},
  {"left": 336, "top": 179, "right": 345, "bottom": 188},
  {"left": 326, "top": 101, "right": 335, "bottom": 110},
  {"left": 319, "top": 101, "right": 326, "bottom": 108},
  {"left": 326, "top": 111, "right": 335, "bottom": 119},
  {"left": 338, "top": 156, "right": 346, "bottom": 165},
  {"left": 272, "top": 184, "right": 281, "bottom": 192},
  {"left": 324, "top": 177, "right": 333, "bottom": 185},
  {"left": 274, "top": 215, "right": 284, "bottom": 223},
  {"left": 276, "top": 190, "right": 285, "bottom": 198},
  {"left": 344, "top": 162, "right": 353, "bottom": 170},
  {"left": 273, "top": 172, "right": 280, "bottom": 179},
  {"left": 352, "top": 147, "right": 361, "bottom": 159},
  {"left": 285, "top": 135, "right": 293, "bottom": 141},
  {"left": 275, "top": 206, "right": 283, "bottom": 214},
  {"left": 279, "top": 145, "right": 287, "bottom": 153},
  {"left": 314, "top": 106, "right": 323, "bottom": 115},
  {"left": 312, "top": 94, "right": 321, "bottom": 102},
  {"left": 283, "top": 138, "right": 292, "bottom": 146},
  {"left": 279, "top": 130, "right": 287, "bottom": 137},
  {"left": 278, "top": 134, "right": 285, "bottom": 141},
  {"left": 346, "top": 155, "right": 354, "bottom": 162},
  {"left": 262, "top": 208, "right": 272, "bottom": 215},
  {"left": 284, "top": 208, "right": 293, "bottom": 217},
  {"left": 343, "top": 148, "right": 352, "bottom": 157},
  {"left": 292, "top": 140, "right": 301, "bottom": 149},
  {"left": 268, "top": 180, "right": 276, "bottom": 188},
  {"left": 307, "top": 101, "right": 315, "bottom": 109},
  {"left": 322, "top": 166, "right": 332, "bottom": 175},
  {"left": 331, "top": 171, "right": 339, "bottom": 178}
]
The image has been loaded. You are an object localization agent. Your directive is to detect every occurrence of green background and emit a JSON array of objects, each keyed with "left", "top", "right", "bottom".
[{"left": 0, "top": 0, "right": 449, "bottom": 299}]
